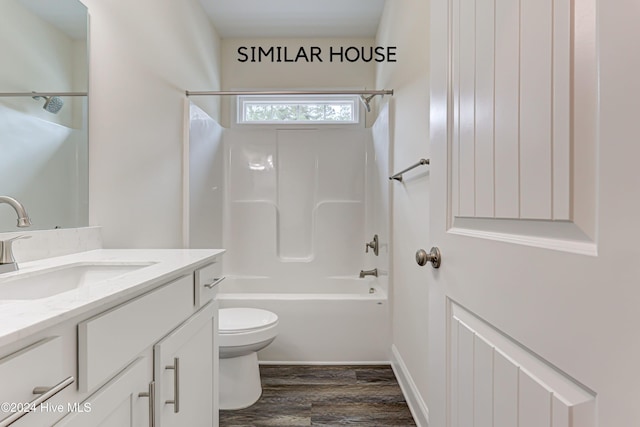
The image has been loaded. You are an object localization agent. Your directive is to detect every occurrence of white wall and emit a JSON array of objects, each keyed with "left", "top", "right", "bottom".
[
  {"left": 82, "top": 0, "right": 222, "bottom": 248},
  {"left": 220, "top": 37, "right": 376, "bottom": 127},
  {"left": 376, "top": 0, "right": 431, "bottom": 419}
]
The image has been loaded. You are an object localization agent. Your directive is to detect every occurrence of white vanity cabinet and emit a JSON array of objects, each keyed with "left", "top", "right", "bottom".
[
  {"left": 0, "top": 336, "right": 76, "bottom": 427},
  {"left": 0, "top": 255, "right": 223, "bottom": 427},
  {"left": 154, "top": 302, "right": 217, "bottom": 427},
  {"left": 76, "top": 275, "right": 195, "bottom": 394},
  {"left": 54, "top": 357, "right": 152, "bottom": 427},
  {"left": 194, "top": 262, "right": 223, "bottom": 308}
]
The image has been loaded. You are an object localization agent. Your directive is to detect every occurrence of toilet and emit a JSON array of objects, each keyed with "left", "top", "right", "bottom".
[{"left": 218, "top": 307, "right": 279, "bottom": 410}]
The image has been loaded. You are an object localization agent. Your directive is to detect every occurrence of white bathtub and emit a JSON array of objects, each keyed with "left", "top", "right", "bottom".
[{"left": 217, "top": 276, "right": 391, "bottom": 364}]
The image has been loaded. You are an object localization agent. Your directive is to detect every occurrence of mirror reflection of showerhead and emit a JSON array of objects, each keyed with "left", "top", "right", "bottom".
[{"left": 32, "top": 95, "right": 64, "bottom": 114}]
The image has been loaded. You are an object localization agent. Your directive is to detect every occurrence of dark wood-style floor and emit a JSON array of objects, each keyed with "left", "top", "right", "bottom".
[{"left": 220, "top": 365, "right": 417, "bottom": 426}]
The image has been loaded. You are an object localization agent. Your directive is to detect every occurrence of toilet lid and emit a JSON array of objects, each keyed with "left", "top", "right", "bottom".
[{"left": 219, "top": 308, "right": 278, "bottom": 334}]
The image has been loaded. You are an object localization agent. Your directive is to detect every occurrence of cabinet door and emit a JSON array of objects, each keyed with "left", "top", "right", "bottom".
[
  {"left": 154, "top": 302, "right": 217, "bottom": 427},
  {"left": 55, "top": 357, "right": 152, "bottom": 427}
]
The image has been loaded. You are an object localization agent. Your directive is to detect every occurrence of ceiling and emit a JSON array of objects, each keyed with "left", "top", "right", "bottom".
[{"left": 198, "top": 0, "right": 386, "bottom": 38}]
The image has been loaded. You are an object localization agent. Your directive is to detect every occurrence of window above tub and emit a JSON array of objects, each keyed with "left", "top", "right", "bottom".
[{"left": 236, "top": 95, "right": 360, "bottom": 125}]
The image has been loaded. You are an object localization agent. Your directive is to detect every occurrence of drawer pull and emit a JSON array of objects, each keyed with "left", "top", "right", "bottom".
[
  {"left": 165, "top": 357, "right": 180, "bottom": 413},
  {"left": 204, "top": 276, "right": 225, "bottom": 289},
  {"left": 138, "top": 381, "right": 156, "bottom": 427},
  {"left": 0, "top": 376, "right": 74, "bottom": 427}
]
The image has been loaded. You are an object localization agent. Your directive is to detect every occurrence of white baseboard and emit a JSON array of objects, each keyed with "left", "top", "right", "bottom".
[{"left": 390, "top": 344, "right": 429, "bottom": 427}]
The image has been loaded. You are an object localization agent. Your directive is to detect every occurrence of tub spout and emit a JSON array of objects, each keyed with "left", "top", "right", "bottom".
[{"left": 359, "top": 268, "right": 378, "bottom": 278}]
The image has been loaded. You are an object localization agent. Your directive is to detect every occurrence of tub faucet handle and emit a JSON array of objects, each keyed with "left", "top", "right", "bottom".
[{"left": 365, "top": 234, "right": 379, "bottom": 256}]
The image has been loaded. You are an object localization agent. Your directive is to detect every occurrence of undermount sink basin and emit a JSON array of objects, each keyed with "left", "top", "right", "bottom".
[{"left": 0, "top": 262, "right": 156, "bottom": 300}]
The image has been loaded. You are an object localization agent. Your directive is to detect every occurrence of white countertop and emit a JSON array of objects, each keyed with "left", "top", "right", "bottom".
[{"left": 0, "top": 249, "right": 224, "bottom": 348}]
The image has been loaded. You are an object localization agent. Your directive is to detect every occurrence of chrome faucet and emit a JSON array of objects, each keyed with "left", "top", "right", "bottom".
[
  {"left": 0, "top": 196, "right": 32, "bottom": 228},
  {"left": 0, "top": 196, "right": 32, "bottom": 274},
  {"left": 359, "top": 268, "right": 378, "bottom": 278}
]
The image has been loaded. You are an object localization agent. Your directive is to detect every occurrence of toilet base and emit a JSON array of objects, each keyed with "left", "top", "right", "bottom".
[{"left": 219, "top": 352, "right": 262, "bottom": 410}]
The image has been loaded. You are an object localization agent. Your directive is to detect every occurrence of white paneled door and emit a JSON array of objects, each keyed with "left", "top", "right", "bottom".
[{"left": 429, "top": 0, "right": 640, "bottom": 426}]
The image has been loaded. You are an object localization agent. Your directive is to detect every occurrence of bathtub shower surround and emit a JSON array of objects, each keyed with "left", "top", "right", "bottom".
[
  {"left": 224, "top": 127, "right": 368, "bottom": 274},
  {"left": 217, "top": 276, "right": 389, "bottom": 363},
  {"left": 367, "top": 103, "right": 391, "bottom": 295},
  {"left": 189, "top": 105, "right": 392, "bottom": 363}
]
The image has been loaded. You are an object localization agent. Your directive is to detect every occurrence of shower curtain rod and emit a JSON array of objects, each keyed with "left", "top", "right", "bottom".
[
  {"left": 0, "top": 92, "right": 88, "bottom": 97},
  {"left": 185, "top": 89, "right": 394, "bottom": 97}
]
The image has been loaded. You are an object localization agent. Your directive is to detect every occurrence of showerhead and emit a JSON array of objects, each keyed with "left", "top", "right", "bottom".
[{"left": 32, "top": 95, "right": 64, "bottom": 114}]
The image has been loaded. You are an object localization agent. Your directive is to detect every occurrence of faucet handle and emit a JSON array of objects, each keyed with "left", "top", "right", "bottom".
[
  {"left": 365, "top": 234, "right": 379, "bottom": 256},
  {"left": 0, "top": 235, "right": 31, "bottom": 265}
]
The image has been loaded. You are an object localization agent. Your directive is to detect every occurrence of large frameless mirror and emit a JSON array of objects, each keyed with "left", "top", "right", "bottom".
[{"left": 0, "top": 0, "right": 89, "bottom": 231}]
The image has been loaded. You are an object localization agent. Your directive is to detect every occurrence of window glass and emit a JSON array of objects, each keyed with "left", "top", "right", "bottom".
[{"left": 238, "top": 95, "right": 360, "bottom": 124}]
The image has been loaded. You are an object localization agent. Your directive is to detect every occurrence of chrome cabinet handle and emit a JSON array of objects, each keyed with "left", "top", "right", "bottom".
[
  {"left": 416, "top": 247, "right": 442, "bottom": 268},
  {"left": 204, "top": 276, "right": 225, "bottom": 289},
  {"left": 0, "top": 376, "right": 74, "bottom": 427},
  {"left": 165, "top": 357, "right": 180, "bottom": 413},
  {"left": 138, "top": 381, "right": 156, "bottom": 427}
]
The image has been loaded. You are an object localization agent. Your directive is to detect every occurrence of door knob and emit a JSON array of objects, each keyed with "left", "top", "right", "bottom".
[{"left": 416, "top": 247, "right": 441, "bottom": 268}]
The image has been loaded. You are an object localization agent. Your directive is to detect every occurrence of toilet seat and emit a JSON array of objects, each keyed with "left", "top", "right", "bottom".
[
  {"left": 218, "top": 307, "right": 279, "bottom": 351},
  {"left": 219, "top": 308, "right": 278, "bottom": 334}
]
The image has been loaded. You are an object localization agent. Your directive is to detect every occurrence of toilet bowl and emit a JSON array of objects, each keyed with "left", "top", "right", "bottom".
[{"left": 218, "top": 307, "right": 279, "bottom": 410}]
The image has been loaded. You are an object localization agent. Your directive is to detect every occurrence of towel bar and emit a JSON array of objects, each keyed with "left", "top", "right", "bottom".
[{"left": 389, "top": 158, "right": 430, "bottom": 182}]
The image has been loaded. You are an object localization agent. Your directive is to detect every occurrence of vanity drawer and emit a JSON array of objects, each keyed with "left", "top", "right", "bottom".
[
  {"left": 195, "top": 261, "right": 224, "bottom": 307},
  {"left": 78, "top": 275, "right": 194, "bottom": 393},
  {"left": 0, "top": 336, "right": 75, "bottom": 426}
]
